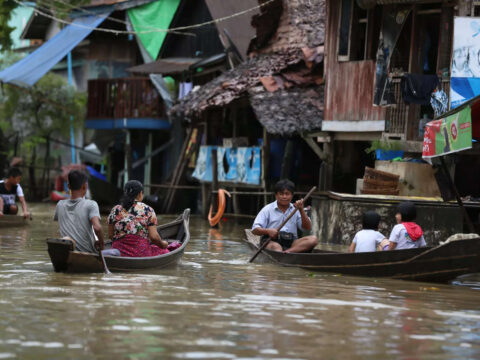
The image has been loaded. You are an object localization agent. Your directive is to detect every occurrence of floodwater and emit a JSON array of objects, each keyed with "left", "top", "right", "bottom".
[{"left": 0, "top": 204, "right": 480, "bottom": 359}]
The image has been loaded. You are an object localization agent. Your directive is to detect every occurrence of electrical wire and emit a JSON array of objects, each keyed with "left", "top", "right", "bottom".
[
  {"left": 14, "top": 0, "right": 275, "bottom": 35},
  {"left": 34, "top": 0, "right": 195, "bottom": 36}
]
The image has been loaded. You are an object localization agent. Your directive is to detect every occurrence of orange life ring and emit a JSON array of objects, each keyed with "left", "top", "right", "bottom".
[{"left": 208, "top": 189, "right": 231, "bottom": 227}]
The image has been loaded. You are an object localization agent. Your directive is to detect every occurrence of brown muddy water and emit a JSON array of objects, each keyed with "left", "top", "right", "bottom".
[{"left": 0, "top": 203, "right": 480, "bottom": 359}]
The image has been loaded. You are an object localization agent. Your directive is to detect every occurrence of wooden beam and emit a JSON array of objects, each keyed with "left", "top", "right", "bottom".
[
  {"left": 334, "top": 132, "right": 383, "bottom": 141},
  {"left": 303, "top": 136, "right": 328, "bottom": 161},
  {"left": 321, "top": 120, "right": 385, "bottom": 132}
]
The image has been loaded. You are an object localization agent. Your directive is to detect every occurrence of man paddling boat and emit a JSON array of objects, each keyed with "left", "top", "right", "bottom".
[
  {"left": 252, "top": 179, "right": 318, "bottom": 253},
  {"left": 53, "top": 170, "right": 105, "bottom": 253}
]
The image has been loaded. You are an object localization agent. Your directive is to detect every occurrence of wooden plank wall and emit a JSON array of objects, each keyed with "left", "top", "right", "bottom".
[{"left": 324, "top": 0, "right": 386, "bottom": 122}]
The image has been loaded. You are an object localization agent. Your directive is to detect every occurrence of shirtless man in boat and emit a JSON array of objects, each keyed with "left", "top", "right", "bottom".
[
  {"left": 252, "top": 179, "right": 318, "bottom": 253},
  {"left": 54, "top": 170, "right": 105, "bottom": 253},
  {"left": 0, "top": 167, "right": 30, "bottom": 218}
]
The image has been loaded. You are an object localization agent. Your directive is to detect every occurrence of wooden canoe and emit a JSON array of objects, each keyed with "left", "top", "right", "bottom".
[
  {"left": 0, "top": 214, "right": 30, "bottom": 227},
  {"left": 47, "top": 209, "right": 190, "bottom": 273},
  {"left": 244, "top": 230, "right": 480, "bottom": 283}
]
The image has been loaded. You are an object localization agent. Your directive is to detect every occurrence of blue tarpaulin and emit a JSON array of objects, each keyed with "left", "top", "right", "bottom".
[{"left": 0, "top": 13, "right": 111, "bottom": 87}]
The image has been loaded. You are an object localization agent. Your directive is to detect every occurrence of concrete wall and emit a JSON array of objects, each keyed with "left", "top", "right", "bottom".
[{"left": 311, "top": 193, "right": 464, "bottom": 246}]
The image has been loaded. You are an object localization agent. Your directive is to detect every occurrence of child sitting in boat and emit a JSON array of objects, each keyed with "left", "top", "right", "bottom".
[
  {"left": 387, "top": 201, "right": 426, "bottom": 250},
  {"left": 108, "top": 180, "right": 180, "bottom": 257},
  {"left": 349, "top": 211, "right": 387, "bottom": 253}
]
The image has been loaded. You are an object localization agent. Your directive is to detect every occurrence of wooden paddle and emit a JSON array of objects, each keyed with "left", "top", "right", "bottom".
[
  {"left": 249, "top": 186, "right": 317, "bottom": 263},
  {"left": 93, "top": 228, "right": 111, "bottom": 274},
  {"left": 99, "top": 249, "right": 111, "bottom": 275}
]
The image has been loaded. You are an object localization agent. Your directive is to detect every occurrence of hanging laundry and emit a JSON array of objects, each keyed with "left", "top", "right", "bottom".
[
  {"left": 178, "top": 82, "right": 193, "bottom": 99},
  {"left": 401, "top": 74, "right": 439, "bottom": 105},
  {"left": 430, "top": 89, "right": 448, "bottom": 117}
]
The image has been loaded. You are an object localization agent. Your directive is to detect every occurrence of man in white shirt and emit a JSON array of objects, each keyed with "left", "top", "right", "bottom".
[
  {"left": 252, "top": 179, "right": 318, "bottom": 253},
  {"left": 0, "top": 167, "right": 30, "bottom": 218}
]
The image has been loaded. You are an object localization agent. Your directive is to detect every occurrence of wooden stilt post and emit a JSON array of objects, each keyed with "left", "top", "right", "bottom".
[
  {"left": 280, "top": 140, "right": 294, "bottom": 179},
  {"left": 231, "top": 109, "right": 239, "bottom": 215},
  {"left": 439, "top": 157, "right": 476, "bottom": 233},
  {"left": 262, "top": 129, "right": 269, "bottom": 206},
  {"left": 162, "top": 127, "right": 193, "bottom": 213},
  {"left": 211, "top": 148, "right": 219, "bottom": 213}
]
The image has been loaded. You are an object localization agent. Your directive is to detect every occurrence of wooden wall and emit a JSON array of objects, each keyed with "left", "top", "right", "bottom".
[{"left": 324, "top": 0, "right": 386, "bottom": 122}]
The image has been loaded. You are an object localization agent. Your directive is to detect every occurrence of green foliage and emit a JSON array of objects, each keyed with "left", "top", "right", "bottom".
[
  {"left": 0, "top": 65, "right": 87, "bottom": 160},
  {"left": 365, "top": 139, "right": 402, "bottom": 154},
  {"left": 0, "top": 0, "right": 92, "bottom": 51},
  {"left": 0, "top": 0, "right": 17, "bottom": 50}
]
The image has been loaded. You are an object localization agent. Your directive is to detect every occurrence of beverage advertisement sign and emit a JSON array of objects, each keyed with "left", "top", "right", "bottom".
[{"left": 422, "top": 106, "right": 472, "bottom": 158}]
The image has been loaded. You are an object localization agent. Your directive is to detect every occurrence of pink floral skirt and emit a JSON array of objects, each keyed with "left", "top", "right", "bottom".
[{"left": 112, "top": 234, "right": 170, "bottom": 257}]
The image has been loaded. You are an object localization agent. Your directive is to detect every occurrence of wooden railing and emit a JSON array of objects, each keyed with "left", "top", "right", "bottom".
[
  {"left": 385, "top": 76, "right": 450, "bottom": 140},
  {"left": 87, "top": 78, "right": 166, "bottom": 119}
]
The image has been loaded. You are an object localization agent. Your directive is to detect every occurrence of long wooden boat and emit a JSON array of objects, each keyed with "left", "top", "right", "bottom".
[
  {"left": 47, "top": 209, "right": 190, "bottom": 273},
  {"left": 244, "top": 230, "right": 480, "bottom": 283},
  {"left": 0, "top": 214, "right": 30, "bottom": 227}
]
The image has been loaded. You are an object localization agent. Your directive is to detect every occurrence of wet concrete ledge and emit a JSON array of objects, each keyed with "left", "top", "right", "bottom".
[{"left": 310, "top": 191, "right": 478, "bottom": 246}]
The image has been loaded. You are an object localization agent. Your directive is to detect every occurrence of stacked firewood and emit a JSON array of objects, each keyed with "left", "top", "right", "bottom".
[{"left": 361, "top": 167, "right": 399, "bottom": 196}]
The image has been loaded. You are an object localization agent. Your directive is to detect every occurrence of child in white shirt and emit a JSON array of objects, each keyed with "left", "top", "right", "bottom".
[{"left": 349, "top": 211, "right": 387, "bottom": 253}]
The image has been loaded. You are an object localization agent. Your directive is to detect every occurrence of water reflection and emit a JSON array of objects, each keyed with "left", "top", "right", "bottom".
[{"left": 0, "top": 204, "right": 480, "bottom": 359}]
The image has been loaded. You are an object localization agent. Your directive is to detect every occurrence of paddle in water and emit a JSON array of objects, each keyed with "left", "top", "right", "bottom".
[
  {"left": 249, "top": 186, "right": 317, "bottom": 263},
  {"left": 99, "top": 249, "right": 111, "bottom": 275},
  {"left": 94, "top": 228, "right": 111, "bottom": 274}
]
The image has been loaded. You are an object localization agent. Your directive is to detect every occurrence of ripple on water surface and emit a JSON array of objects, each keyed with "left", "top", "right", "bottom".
[{"left": 1, "top": 205, "right": 480, "bottom": 359}]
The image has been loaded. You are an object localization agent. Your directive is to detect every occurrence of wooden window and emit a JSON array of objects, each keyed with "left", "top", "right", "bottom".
[
  {"left": 338, "top": 0, "right": 381, "bottom": 62},
  {"left": 473, "top": 2, "right": 480, "bottom": 16}
]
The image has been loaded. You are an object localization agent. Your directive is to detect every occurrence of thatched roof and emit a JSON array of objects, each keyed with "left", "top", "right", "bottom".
[
  {"left": 170, "top": 49, "right": 304, "bottom": 119},
  {"left": 249, "top": 85, "right": 323, "bottom": 135},
  {"left": 169, "top": 0, "right": 326, "bottom": 135}
]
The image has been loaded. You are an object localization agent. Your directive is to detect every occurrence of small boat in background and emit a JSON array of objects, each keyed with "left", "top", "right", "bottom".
[
  {"left": 51, "top": 190, "right": 69, "bottom": 202},
  {"left": 47, "top": 209, "right": 190, "bottom": 273},
  {"left": 244, "top": 230, "right": 480, "bottom": 283},
  {"left": 0, "top": 214, "right": 30, "bottom": 227}
]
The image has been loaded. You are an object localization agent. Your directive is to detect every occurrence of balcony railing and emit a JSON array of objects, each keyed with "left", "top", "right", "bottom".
[
  {"left": 385, "top": 76, "right": 450, "bottom": 140},
  {"left": 87, "top": 78, "right": 166, "bottom": 120}
]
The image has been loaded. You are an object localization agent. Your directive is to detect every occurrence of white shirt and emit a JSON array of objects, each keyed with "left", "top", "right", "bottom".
[
  {"left": 389, "top": 224, "right": 426, "bottom": 249},
  {"left": 0, "top": 180, "right": 24, "bottom": 205},
  {"left": 252, "top": 201, "right": 305, "bottom": 238},
  {"left": 352, "top": 230, "right": 386, "bottom": 253}
]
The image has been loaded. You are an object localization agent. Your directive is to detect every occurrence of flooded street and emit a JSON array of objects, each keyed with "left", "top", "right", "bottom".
[{"left": 0, "top": 204, "right": 480, "bottom": 359}]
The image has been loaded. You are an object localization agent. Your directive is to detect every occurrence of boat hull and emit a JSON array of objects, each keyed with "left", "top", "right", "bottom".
[
  {"left": 244, "top": 230, "right": 480, "bottom": 283},
  {"left": 47, "top": 209, "right": 190, "bottom": 273}
]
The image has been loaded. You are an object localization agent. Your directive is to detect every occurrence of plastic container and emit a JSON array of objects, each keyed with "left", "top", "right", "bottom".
[{"left": 375, "top": 149, "right": 404, "bottom": 160}]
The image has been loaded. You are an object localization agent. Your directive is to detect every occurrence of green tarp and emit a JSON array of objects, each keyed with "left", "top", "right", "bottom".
[{"left": 127, "top": 0, "right": 181, "bottom": 60}]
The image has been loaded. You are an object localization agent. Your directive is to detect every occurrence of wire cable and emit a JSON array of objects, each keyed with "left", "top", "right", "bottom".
[{"left": 14, "top": 0, "right": 276, "bottom": 35}]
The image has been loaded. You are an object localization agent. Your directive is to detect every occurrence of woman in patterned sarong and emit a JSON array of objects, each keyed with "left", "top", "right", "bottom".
[{"left": 108, "top": 180, "right": 170, "bottom": 257}]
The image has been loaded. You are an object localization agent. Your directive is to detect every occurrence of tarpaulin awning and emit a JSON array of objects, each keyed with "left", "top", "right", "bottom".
[
  {"left": 0, "top": 13, "right": 111, "bottom": 87},
  {"left": 422, "top": 94, "right": 480, "bottom": 159},
  {"left": 127, "top": 0, "right": 181, "bottom": 60}
]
